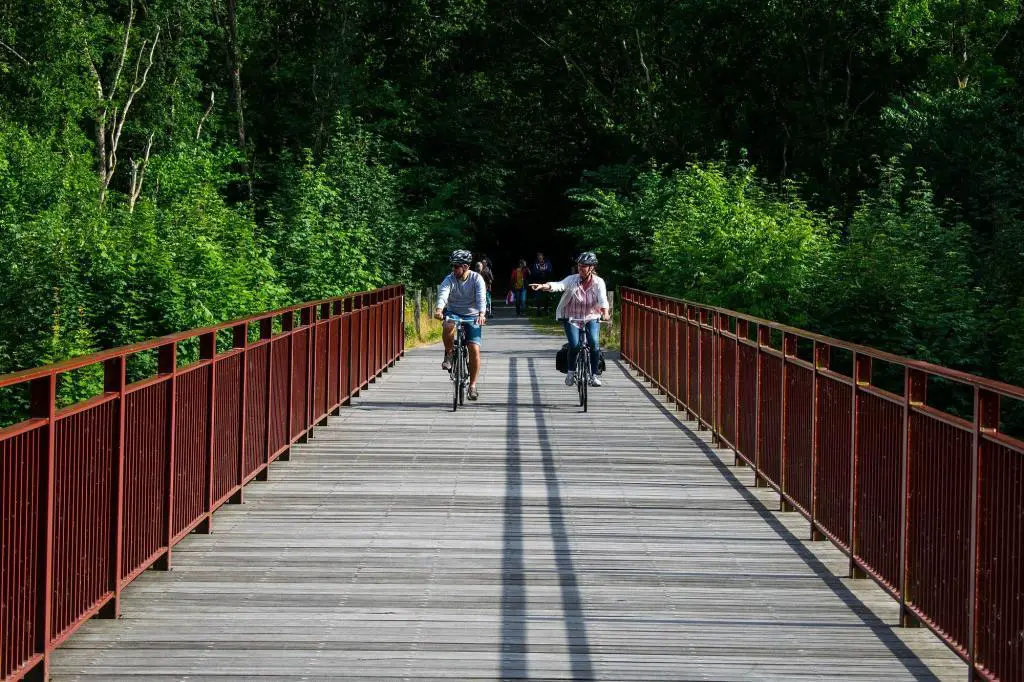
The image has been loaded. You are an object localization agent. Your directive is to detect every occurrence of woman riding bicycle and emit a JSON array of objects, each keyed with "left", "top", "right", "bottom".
[
  {"left": 435, "top": 249, "right": 487, "bottom": 400},
  {"left": 529, "top": 251, "right": 610, "bottom": 387}
]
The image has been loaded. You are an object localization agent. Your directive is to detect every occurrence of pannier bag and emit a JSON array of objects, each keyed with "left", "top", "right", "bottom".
[{"left": 555, "top": 343, "right": 606, "bottom": 374}]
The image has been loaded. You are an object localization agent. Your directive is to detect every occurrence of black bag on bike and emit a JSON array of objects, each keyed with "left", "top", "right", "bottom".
[
  {"left": 555, "top": 343, "right": 570, "bottom": 374},
  {"left": 556, "top": 344, "right": 606, "bottom": 374}
]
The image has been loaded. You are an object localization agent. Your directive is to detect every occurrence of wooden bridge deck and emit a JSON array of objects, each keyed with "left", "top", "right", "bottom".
[{"left": 51, "top": 310, "right": 965, "bottom": 680}]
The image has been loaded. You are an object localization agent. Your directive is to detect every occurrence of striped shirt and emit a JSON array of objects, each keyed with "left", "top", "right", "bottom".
[
  {"left": 545, "top": 274, "right": 609, "bottom": 321},
  {"left": 562, "top": 277, "right": 603, "bottom": 321}
]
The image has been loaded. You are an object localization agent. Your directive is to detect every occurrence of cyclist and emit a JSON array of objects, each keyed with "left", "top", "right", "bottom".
[
  {"left": 434, "top": 249, "right": 487, "bottom": 400},
  {"left": 530, "top": 251, "right": 610, "bottom": 387}
]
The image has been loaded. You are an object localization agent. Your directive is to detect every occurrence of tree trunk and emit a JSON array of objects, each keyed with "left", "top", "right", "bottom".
[
  {"left": 225, "top": 0, "right": 246, "bottom": 151},
  {"left": 96, "top": 113, "right": 108, "bottom": 199}
]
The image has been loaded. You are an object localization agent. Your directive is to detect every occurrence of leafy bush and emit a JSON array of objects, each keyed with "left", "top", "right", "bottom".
[
  {"left": 812, "top": 160, "right": 980, "bottom": 368},
  {"left": 570, "top": 160, "right": 836, "bottom": 325}
]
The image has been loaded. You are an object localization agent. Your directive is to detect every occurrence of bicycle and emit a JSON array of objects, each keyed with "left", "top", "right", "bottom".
[
  {"left": 444, "top": 315, "right": 475, "bottom": 411},
  {"left": 566, "top": 317, "right": 609, "bottom": 413}
]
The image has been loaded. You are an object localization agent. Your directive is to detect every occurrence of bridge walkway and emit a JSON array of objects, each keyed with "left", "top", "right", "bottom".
[{"left": 50, "top": 311, "right": 964, "bottom": 680}]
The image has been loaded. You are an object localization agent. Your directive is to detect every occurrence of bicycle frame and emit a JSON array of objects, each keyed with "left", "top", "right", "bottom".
[
  {"left": 444, "top": 315, "right": 477, "bottom": 411},
  {"left": 566, "top": 317, "right": 606, "bottom": 413}
]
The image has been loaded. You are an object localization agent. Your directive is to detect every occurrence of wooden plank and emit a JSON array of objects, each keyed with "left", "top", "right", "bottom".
[{"left": 50, "top": 310, "right": 965, "bottom": 680}]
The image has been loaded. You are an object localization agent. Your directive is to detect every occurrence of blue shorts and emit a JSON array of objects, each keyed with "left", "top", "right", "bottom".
[{"left": 444, "top": 311, "right": 483, "bottom": 347}]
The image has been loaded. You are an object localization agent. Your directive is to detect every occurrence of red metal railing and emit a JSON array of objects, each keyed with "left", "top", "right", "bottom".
[
  {"left": 620, "top": 287, "right": 1024, "bottom": 682},
  {"left": 0, "top": 285, "right": 405, "bottom": 681}
]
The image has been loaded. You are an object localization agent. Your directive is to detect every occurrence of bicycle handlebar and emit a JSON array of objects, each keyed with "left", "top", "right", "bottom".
[
  {"left": 566, "top": 317, "right": 612, "bottom": 326},
  {"left": 443, "top": 315, "right": 482, "bottom": 327}
]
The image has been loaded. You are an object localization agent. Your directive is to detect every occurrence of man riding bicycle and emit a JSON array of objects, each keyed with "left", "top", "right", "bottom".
[
  {"left": 434, "top": 249, "right": 487, "bottom": 400},
  {"left": 529, "top": 251, "right": 610, "bottom": 387}
]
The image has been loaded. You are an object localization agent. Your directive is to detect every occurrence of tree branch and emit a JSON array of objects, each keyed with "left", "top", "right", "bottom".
[
  {"left": 128, "top": 132, "right": 154, "bottom": 212},
  {"left": 196, "top": 90, "right": 215, "bottom": 141},
  {"left": 110, "top": 1, "right": 136, "bottom": 105},
  {"left": 635, "top": 29, "right": 651, "bottom": 86},
  {"left": 0, "top": 38, "right": 30, "bottom": 65}
]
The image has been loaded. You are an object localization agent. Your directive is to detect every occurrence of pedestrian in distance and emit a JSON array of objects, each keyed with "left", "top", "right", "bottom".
[
  {"left": 508, "top": 258, "right": 531, "bottom": 316},
  {"left": 529, "top": 251, "right": 553, "bottom": 314}
]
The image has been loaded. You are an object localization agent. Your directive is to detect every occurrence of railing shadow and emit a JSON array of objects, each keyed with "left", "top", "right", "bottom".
[
  {"left": 527, "top": 356, "right": 595, "bottom": 679},
  {"left": 501, "top": 356, "right": 528, "bottom": 678},
  {"left": 610, "top": 359, "right": 941, "bottom": 681}
]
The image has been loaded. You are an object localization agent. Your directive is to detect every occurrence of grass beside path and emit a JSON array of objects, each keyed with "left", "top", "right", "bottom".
[{"left": 404, "top": 301, "right": 443, "bottom": 349}]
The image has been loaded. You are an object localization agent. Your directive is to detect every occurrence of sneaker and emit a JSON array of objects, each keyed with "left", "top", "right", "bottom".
[
  {"left": 441, "top": 353, "right": 453, "bottom": 371},
  {"left": 467, "top": 385, "right": 479, "bottom": 401},
  {"left": 565, "top": 371, "right": 575, "bottom": 386},
  {"left": 589, "top": 376, "right": 602, "bottom": 387}
]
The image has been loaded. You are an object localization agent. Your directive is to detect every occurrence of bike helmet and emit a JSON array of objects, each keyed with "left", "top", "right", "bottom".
[
  {"left": 449, "top": 249, "right": 473, "bottom": 265},
  {"left": 576, "top": 251, "right": 598, "bottom": 266}
]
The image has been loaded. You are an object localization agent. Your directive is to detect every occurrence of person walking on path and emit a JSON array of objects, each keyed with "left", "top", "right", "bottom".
[
  {"left": 435, "top": 249, "right": 487, "bottom": 400},
  {"left": 529, "top": 251, "right": 553, "bottom": 313},
  {"left": 530, "top": 251, "right": 610, "bottom": 387},
  {"left": 474, "top": 260, "right": 494, "bottom": 317},
  {"left": 508, "top": 259, "right": 531, "bottom": 316}
]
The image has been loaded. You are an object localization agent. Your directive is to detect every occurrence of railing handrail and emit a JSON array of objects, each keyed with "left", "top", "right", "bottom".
[
  {"left": 0, "top": 287, "right": 396, "bottom": 390},
  {"left": 621, "top": 286, "right": 1024, "bottom": 401}
]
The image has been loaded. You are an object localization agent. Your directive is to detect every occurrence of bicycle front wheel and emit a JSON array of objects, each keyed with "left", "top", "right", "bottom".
[
  {"left": 458, "top": 359, "right": 466, "bottom": 406},
  {"left": 452, "top": 348, "right": 461, "bottom": 412},
  {"left": 577, "top": 349, "right": 588, "bottom": 409}
]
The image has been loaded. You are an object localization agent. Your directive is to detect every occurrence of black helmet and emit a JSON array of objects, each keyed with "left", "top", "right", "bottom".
[
  {"left": 576, "top": 251, "right": 598, "bottom": 266},
  {"left": 449, "top": 249, "right": 473, "bottom": 265}
]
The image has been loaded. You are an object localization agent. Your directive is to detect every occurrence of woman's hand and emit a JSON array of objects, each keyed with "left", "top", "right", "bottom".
[{"left": 528, "top": 283, "right": 545, "bottom": 291}]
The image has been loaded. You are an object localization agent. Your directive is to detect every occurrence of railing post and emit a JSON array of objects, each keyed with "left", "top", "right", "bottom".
[
  {"left": 674, "top": 301, "right": 683, "bottom": 408},
  {"left": 230, "top": 322, "right": 247, "bottom": 504},
  {"left": 400, "top": 285, "right": 407, "bottom": 358},
  {"left": 810, "top": 343, "right": 830, "bottom": 540},
  {"left": 754, "top": 325, "right": 770, "bottom": 487},
  {"left": 696, "top": 308, "right": 705, "bottom": 428},
  {"left": 850, "top": 353, "right": 872, "bottom": 579},
  {"left": 683, "top": 304, "right": 691, "bottom": 419},
  {"left": 711, "top": 310, "right": 721, "bottom": 445},
  {"left": 257, "top": 318, "right": 273, "bottom": 480},
  {"left": 619, "top": 289, "right": 628, "bottom": 365},
  {"left": 780, "top": 334, "right": 797, "bottom": 511},
  {"left": 968, "top": 387, "right": 999, "bottom": 676},
  {"left": 342, "top": 296, "right": 354, "bottom": 404},
  {"left": 318, "top": 301, "right": 330, "bottom": 423},
  {"left": 155, "top": 342, "right": 177, "bottom": 569},
  {"left": 899, "top": 367, "right": 927, "bottom": 625},
  {"left": 280, "top": 311, "right": 295, "bottom": 461},
  {"left": 197, "top": 331, "right": 216, "bottom": 532},
  {"left": 29, "top": 372, "right": 56, "bottom": 680},
  {"left": 330, "top": 301, "right": 343, "bottom": 416},
  {"left": 98, "top": 355, "right": 126, "bottom": 619},
  {"left": 734, "top": 320, "right": 747, "bottom": 466},
  {"left": 300, "top": 306, "right": 313, "bottom": 441}
]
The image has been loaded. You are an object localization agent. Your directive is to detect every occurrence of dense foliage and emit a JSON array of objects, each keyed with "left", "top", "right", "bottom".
[{"left": 2, "top": 0, "right": 1023, "bottom": 401}]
